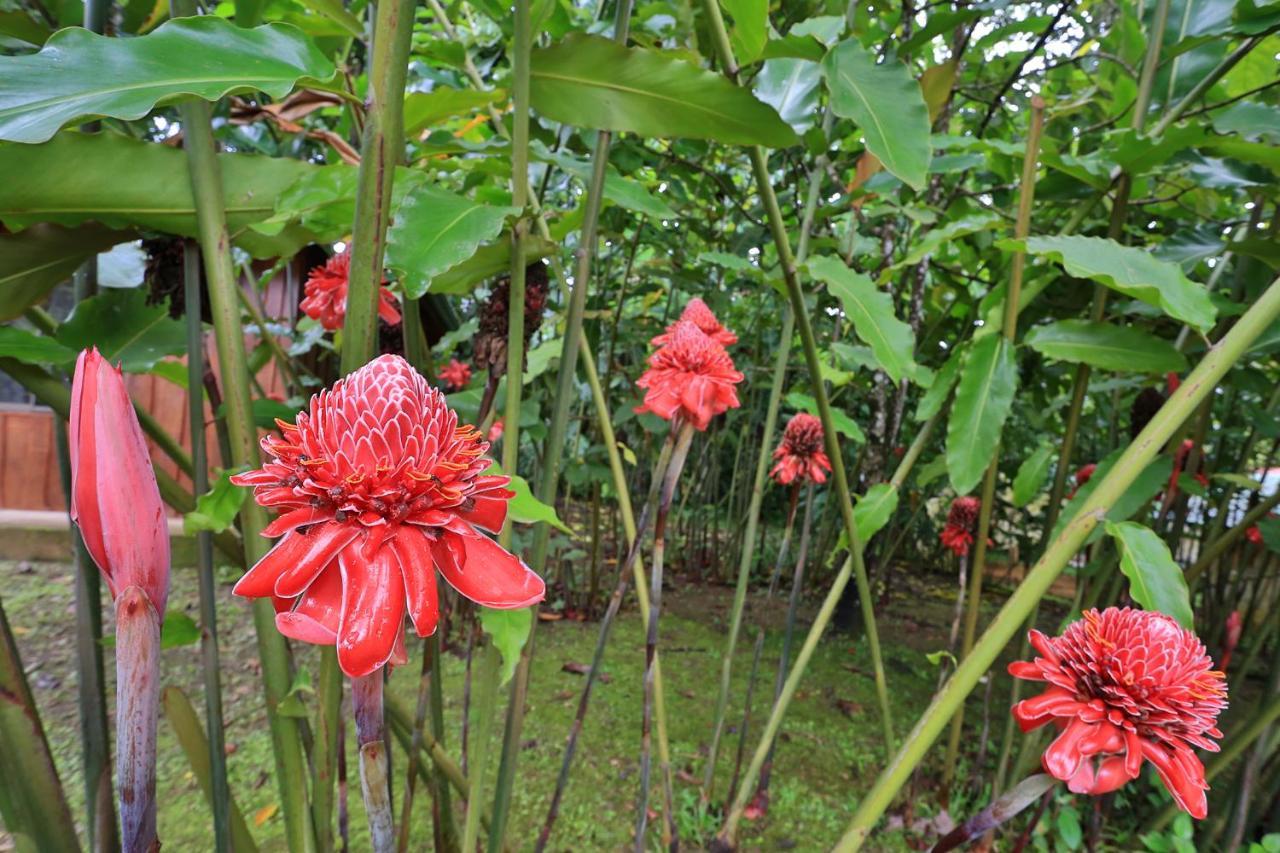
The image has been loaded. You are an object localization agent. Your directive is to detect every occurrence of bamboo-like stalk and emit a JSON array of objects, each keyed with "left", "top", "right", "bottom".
[
  {"left": 941, "top": 96, "right": 1046, "bottom": 798},
  {"left": 835, "top": 275, "right": 1280, "bottom": 850},
  {"left": 168, "top": 7, "right": 316, "bottom": 841},
  {"left": 1184, "top": 490, "right": 1280, "bottom": 584},
  {"left": 462, "top": 644, "right": 502, "bottom": 853}
]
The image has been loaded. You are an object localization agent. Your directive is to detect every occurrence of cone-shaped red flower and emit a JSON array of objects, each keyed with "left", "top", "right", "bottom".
[
  {"left": 769, "top": 413, "right": 832, "bottom": 485},
  {"left": 1008, "top": 607, "right": 1227, "bottom": 819},
  {"left": 438, "top": 358, "right": 472, "bottom": 391},
  {"left": 651, "top": 297, "right": 738, "bottom": 347},
  {"left": 300, "top": 249, "right": 402, "bottom": 332},
  {"left": 940, "top": 496, "right": 980, "bottom": 557},
  {"left": 70, "top": 348, "right": 171, "bottom": 613},
  {"left": 635, "top": 321, "right": 743, "bottom": 431},
  {"left": 231, "top": 354, "right": 544, "bottom": 678}
]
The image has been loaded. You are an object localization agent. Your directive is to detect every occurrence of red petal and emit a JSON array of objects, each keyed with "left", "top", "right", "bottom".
[
  {"left": 459, "top": 495, "right": 508, "bottom": 533},
  {"left": 336, "top": 543, "right": 406, "bottom": 678},
  {"left": 70, "top": 350, "right": 110, "bottom": 592},
  {"left": 391, "top": 529, "right": 439, "bottom": 637},
  {"left": 277, "top": 562, "right": 343, "bottom": 644},
  {"left": 1007, "top": 661, "right": 1045, "bottom": 680},
  {"left": 231, "top": 522, "right": 353, "bottom": 599},
  {"left": 1043, "top": 717, "right": 1096, "bottom": 782},
  {"left": 262, "top": 506, "right": 335, "bottom": 538},
  {"left": 1141, "top": 741, "right": 1209, "bottom": 820},
  {"left": 1091, "top": 755, "right": 1139, "bottom": 795},
  {"left": 437, "top": 532, "right": 544, "bottom": 608}
]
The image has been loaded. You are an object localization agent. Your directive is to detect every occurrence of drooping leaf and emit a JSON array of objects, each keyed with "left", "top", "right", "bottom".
[
  {"left": 0, "top": 223, "right": 133, "bottom": 321},
  {"left": 821, "top": 38, "right": 931, "bottom": 189},
  {"left": 403, "top": 87, "right": 506, "bottom": 134},
  {"left": 752, "top": 58, "right": 822, "bottom": 134},
  {"left": 1023, "top": 320, "right": 1189, "bottom": 374},
  {"left": 529, "top": 33, "right": 797, "bottom": 148},
  {"left": 915, "top": 343, "right": 963, "bottom": 422},
  {"left": 428, "top": 236, "right": 558, "bottom": 295},
  {"left": 0, "top": 10, "right": 53, "bottom": 46},
  {"left": 721, "top": 0, "right": 768, "bottom": 63},
  {"left": 1012, "top": 444, "right": 1054, "bottom": 508},
  {"left": 184, "top": 471, "right": 249, "bottom": 536},
  {"left": 483, "top": 463, "right": 572, "bottom": 534},
  {"left": 532, "top": 143, "right": 677, "bottom": 219},
  {"left": 0, "top": 326, "right": 77, "bottom": 367},
  {"left": 808, "top": 255, "right": 918, "bottom": 384},
  {"left": 1011, "top": 235, "right": 1216, "bottom": 331},
  {"left": 0, "top": 17, "right": 336, "bottom": 143},
  {"left": 946, "top": 335, "right": 1018, "bottom": 495},
  {"left": 785, "top": 391, "right": 865, "bottom": 442},
  {"left": 1106, "top": 521, "right": 1195, "bottom": 629},
  {"left": 55, "top": 287, "right": 186, "bottom": 372},
  {"left": 854, "top": 483, "right": 899, "bottom": 543},
  {"left": 479, "top": 606, "right": 533, "bottom": 685}
]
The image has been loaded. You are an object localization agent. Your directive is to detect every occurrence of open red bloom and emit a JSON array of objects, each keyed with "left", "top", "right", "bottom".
[
  {"left": 651, "top": 297, "right": 737, "bottom": 347},
  {"left": 635, "top": 321, "right": 743, "bottom": 431},
  {"left": 300, "top": 249, "right": 402, "bottom": 332},
  {"left": 1066, "top": 462, "right": 1097, "bottom": 499},
  {"left": 1009, "top": 607, "right": 1227, "bottom": 819},
  {"left": 231, "top": 354, "right": 543, "bottom": 677},
  {"left": 438, "top": 358, "right": 472, "bottom": 391},
  {"left": 770, "top": 413, "right": 831, "bottom": 485},
  {"left": 940, "top": 496, "right": 980, "bottom": 557}
]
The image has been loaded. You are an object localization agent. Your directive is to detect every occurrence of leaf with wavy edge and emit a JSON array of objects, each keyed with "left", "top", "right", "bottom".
[{"left": 946, "top": 334, "right": 1017, "bottom": 495}]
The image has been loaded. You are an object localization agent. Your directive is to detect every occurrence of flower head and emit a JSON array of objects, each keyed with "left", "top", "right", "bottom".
[
  {"left": 1246, "top": 525, "right": 1262, "bottom": 546},
  {"left": 652, "top": 298, "right": 737, "bottom": 347},
  {"left": 635, "top": 321, "right": 743, "bottom": 431},
  {"left": 1220, "top": 611, "right": 1242, "bottom": 670},
  {"left": 438, "top": 358, "right": 472, "bottom": 392},
  {"left": 1008, "top": 607, "right": 1227, "bottom": 819},
  {"left": 231, "top": 355, "right": 544, "bottom": 677},
  {"left": 1067, "top": 463, "right": 1097, "bottom": 499},
  {"left": 940, "top": 496, "right": 980, "bottom": 557},
  {"left": 300, "top": 249, "right": 402, "bottom": 332},
  {"left": 70, "top": 349, "right": 171, "bottom": 612},
  {"left": 770, "top": 414, "right": 831, "bottom": 485}
]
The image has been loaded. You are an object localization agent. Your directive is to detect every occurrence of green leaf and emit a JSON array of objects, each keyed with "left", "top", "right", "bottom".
[
  {"left": 429, "top": 236, "right": 559, "bottom": 295},
  {"left": 1057, "top": 807, "right": 1083, "bottom": 850},
  {"left": 821, "top": 38, "right": 931, "bottom": 189},
  {"left": 295, "top": 0, "right": 364, "bottom": 37},
  {"left": 854, "top": 483, "right": 898, "bottom": 542},
  {"left": 1213, "top": 100, "right": 1280, "bottom": 143},
  {"left": 0, "top": 132, "right": 318, "bottom": 258},
  {"left": 915, "top": 344, "right": 962, "bottom": 422},
  {"left": 946, "top": 335, "right": 1017, "bottom": 495},
  {"left": 1257, "top": 517, "right": 1280, "bottom": 555},
  {"left": 894, "top": 213, "right": 1000, "bottom": 269},
  {"left": 1211, "top": 473, "right": 1261, "bottom": 491},
  {"left": 697, "top": 250, "right": 757, "bottom": 272},
  {"left": 1051, "top": 449, "right": 1173, "bottom": 543},
  {"left": 1106, "top": 521, "right": 1195, "bottom": 629},
  {"left": 1012, "top": 236, "right": 1217, "bottom": 331},
  {"left": 479, "top": 607, "right": 532, "bottom": 686},
  {"left": 0, "top": 17, "right": 336, "bottom": 143},
  {"left": 1023, "top": 320, "right": 1189, "bottom": 374},
  {"left": 721, "top": 0, "right": 767, "bottom": 63},
  {"left": 55, "top": 287, "right": 186, "bottom": 372},
  {"left": 184, "top": 471, "right": 249, "bottom": 535},
  {"left": 386, "top": 176, "right": 517, "bottom": 300},
  {"left": 808, "top": 255, "right": 918, "bottom": 384},
  {"left": 403, "top": 87, "right": 506, "bottom": 134},
  {"left": 0, "top": 10, "right": 53, "bottom": 46},
  {"left": 160, "top": 611, "right": 201, "bottom": 649},
  {"left": 785, "top": 391, "right": 865, "bottom": 442},
  {"left": 752, "top": 58, "right": 822, "bottom": 134},
  {"left": 530, "top": 33, "right": 797, "bottom": 148},
  {"left": 0, "top": 223, "right": 134, "bottom": 322},
  {"left": 0, "top": 326, "right": 77, "bottom": 367},
  {"left": 483, "top": 463, "right": 572, "bottom": 534},
  {"left": 532, "top": 142, "right": 677, "bottom": 219},
  {"left": 1012, "top": 444, "right": 1054, "bottom": 507}
]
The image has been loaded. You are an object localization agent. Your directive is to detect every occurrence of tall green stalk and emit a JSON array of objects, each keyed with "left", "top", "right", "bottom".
[
  {"left": 168, "top": 9, "right": 316, "bottom": 843},
  {"left": 834, "top": 275, "right": 1280, "bottom": 850}
]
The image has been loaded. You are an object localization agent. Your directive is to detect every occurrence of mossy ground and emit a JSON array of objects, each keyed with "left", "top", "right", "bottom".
[{"left": 3, "top": 556, "right": 999, "bottom": 851}]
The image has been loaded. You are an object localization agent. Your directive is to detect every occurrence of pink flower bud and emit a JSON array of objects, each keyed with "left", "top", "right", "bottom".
[{"left": 70, "top": 348, "right": 170, "bottom": 613}]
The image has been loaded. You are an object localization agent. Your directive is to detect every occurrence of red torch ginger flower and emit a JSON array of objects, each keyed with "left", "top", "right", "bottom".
[
  {"left": 651, "top": 297, "right": 737, "bottom": 347},
  {"left": 940, "top": 496, "right": 980, "bottom": 557},
  {"left": 1067, "top": 463, "right": 1097, "bottom": 499},
  {"left": 438, "top": 358, "right": 472, "bottom": 391},
  {"left": 1220, "top": 611, "right": 1242, "bottom": 670},
  {"left": 300, "top": 249, "right": 402, "bottom": 332},
  {"left": 769, "top": 413, "right": 832, "bottom": 485},
  {"left": 1246, "top": 525, "right": 1262, "bottom": 546},
  {"left": 231, "top": 354, "right": 544, "bottom": 677},
  {"left": 487, "top": 418, "right": 504, "bottom": 444},
  {"left": 1008, "top": 607, "right": 1227, "bottom": 819},
  {"left": 635, "top": 321, "right": 743, "bottom": 431}
]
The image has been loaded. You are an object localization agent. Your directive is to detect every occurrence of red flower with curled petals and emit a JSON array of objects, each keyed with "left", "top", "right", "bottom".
[
  {"left": 231, "top": 354, "right": 544, "bottom": 677},
  {"left": 300, "top": 249, "right": 402, "bottom": 332},
  {"left": 651, "top": 298, "right": 737, "bottom": 348},
  {"left": 438, "top": 358, "right": 472, "bottom": 391},
  {"left": 769, "top": 413, "right": 831, "bottom": 485},
  {"left": 940, "top": 496, "right": 980, "bottom": 557},
  {"left": 1008, "top": 607, "right": 1227, "bottom": 819},
  {"left": 635, "top": 321, "right": 743, "bottom": 431}
]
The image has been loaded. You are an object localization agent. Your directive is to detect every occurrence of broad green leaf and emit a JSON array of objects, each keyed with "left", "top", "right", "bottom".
[
  {"left": 479, "top": 607, "right": 533, "bottom": 685},
  {"left": 386, "top": 176, "right": 517, "bottom": 299},
  {"left": 1012, "top": 444, "right": 1054, "bottom": 507},
  {"left": 1013, "top": 235, "right": 1216, "bottom": 331},
  {"left": 808, "top": 255, "right": 918, "bottom": 384},
  {"left": 916, "top": 452, "right": 948, "bottom": 487},
  {"left": 895, "top": 213, "right": 1000, "bottom": 269},
  {"left": 854, "top": 483, "right": 898, "bottom": 542},
  {"left": 946, "top": 335, "right": 1017, "bottom": 495},
  {"left": 0, "top": 10, "right": 53, "bottom": 45},
  {"left": 184, "top": 471, "right": 249, "bottom": 535},
  {"left": 0, "top": 132, "right": 317, "bottom": 258},
  {"left": 483, "top": 463, "right": 572, "bottom": 534},
  {"left": 56, "top": 287, "right": 186, "bottom": 372},
  {"left": 1212, "top": 473, "right": 1261, "bottom": 491},
  {"left": 296, "top": 0, "right": 364, "bottom": 37},
  {"left": 722, "top": 0, "right": 768, "bottom": 63},
  {"left": 0, "top": 17, "right": 336, "bottom": 143},
  {"left": 429, "top": 236, "right": 559, "bottom": 295},
  {"left": 785, "top": 391, "right": 865, "bottom": 443},
  {"left": 915, "top": 344, "right": 962, "bottom": 422},
  {"left": 530, "top": 33, "right": 797, "bottom": 148},
  {"left": 0, "top": 326, "right": 76, "bottom": 367},
  {"left": 1051, "top": 449, "right": 1173, "bottom": 543},
  {"left": 0, "top": 223, "right": 132, "bottom": 321},
  {"left": 160, "top": 611, "right": 201, "bottom": 650},
  {"left": 1023, "top": 320, "right": 1189, "bottom": 374},
  {"left": 1257, "top": 517, "right": 1280, "bottom": 555},
  {"left": 822, "top": 38, "right": 931, "bottom": 189},
  {"left": 403, "top": 87, "right": 506, "bottom": 134},
  {"left": 752, "top": 58, "right": 821, "bottom": 134},
  {"left": 533, "top": 143, "right": 677, "bottom": 219},
  {"left": 697, "top": 250, "right": 757, "bottom": 272},
  {"left": 1106, "top": 521, "right": 1195, "bottom": 629},
  {"left": 1213, "top": 100, "right": 1280, "bottom": 143}
]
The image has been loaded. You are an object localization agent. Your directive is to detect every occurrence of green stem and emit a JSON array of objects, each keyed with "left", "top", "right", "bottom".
[
  {"left": 462, "top": 645, "right": 501, "bottom": 853},
  {"left": 834, "top": 275, "right": 1280, "bottom": 850},
  {"left": 1185, "top": 489, "right": 1280, "bottom": 585}
]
